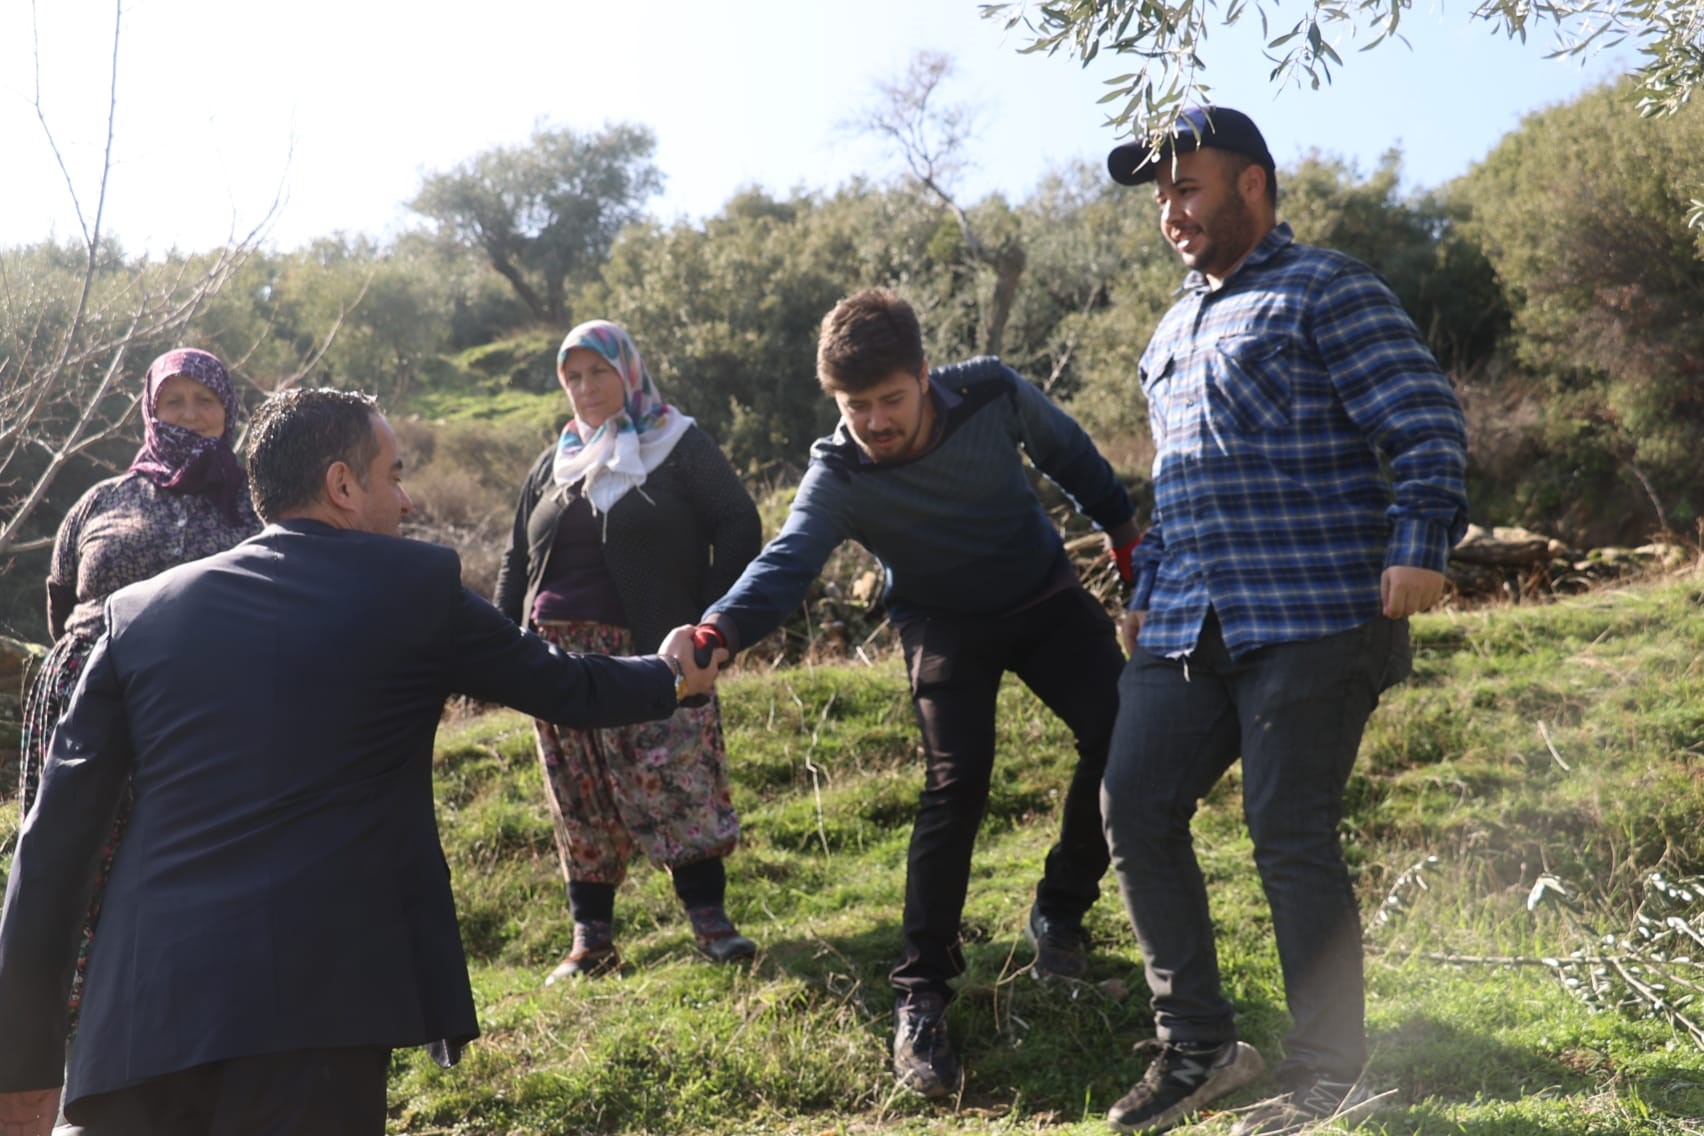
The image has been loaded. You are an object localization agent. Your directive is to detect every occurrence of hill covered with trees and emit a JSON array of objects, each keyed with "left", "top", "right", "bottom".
[{"left": 5, "top": 79, "right": 1702, "bottom": 645}]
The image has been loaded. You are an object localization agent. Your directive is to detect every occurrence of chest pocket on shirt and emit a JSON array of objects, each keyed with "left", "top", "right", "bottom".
[{"left": 1209, "top": 334, "right": 1292, "bottom": 433}]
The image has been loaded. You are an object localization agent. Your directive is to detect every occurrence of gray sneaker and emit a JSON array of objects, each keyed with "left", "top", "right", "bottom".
[
  {"left": 1107, "top": 1038, "right": 1265, "bottom": 1133},
  {"left": 892, "top": 992, "right": 961, "bottom": 1099},
  {"left": 1025, "top": 903, "right": 1090, "bottom": 981},
  {"left": 1226, "top": 1076, "right": 1380, "bottom": 1134}
]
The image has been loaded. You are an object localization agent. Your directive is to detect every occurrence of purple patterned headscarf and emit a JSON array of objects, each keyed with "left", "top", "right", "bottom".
[{"left": 128, "top": 348, "right": 246, "bottom": 522}]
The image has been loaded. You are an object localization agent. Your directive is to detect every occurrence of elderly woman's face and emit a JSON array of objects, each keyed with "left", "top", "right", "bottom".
[
  {"left": 154, "top": 374, "right": 226, "bottom": 438},
  {"left": 560, "top": 346, "right": 625, "bottom": 430}
]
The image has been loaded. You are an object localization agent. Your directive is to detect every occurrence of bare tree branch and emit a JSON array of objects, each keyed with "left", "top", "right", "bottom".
[
  {"left": 857, "top": 52, "right": 1029, "bottom": 358},
  {"left": 0, "top": 0, "right": 273, "bottom": 563},
  {"left": 269, "top": 269, "right": 375, "bottom": 394}
]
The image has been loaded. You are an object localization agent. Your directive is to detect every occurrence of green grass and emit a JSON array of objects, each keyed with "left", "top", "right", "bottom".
[
  {"left": 401, "top": 384, "right": 564, "bottom": 434},
  {"left": 393, "top": 330, "right": 566, "bottom": 432},
  {"left": 5, "top": 574, "right": 1704, "bottom": 1133},
  {"left": 402, "top": 572, "right": 1704, "bottom": 1134}
]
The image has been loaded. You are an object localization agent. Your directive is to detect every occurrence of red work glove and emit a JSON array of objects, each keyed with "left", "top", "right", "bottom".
[
  {"left": 1111, "top": 537, "right": 1141, "bottom": 593},
  {"left": 679, "top": 624, "right": 728, "bottom": 710},
  {"left": 690, "top": 624, "right": 727, "bottom": 667}
]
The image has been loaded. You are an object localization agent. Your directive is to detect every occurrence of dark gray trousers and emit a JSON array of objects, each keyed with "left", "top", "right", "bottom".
[
  {"left": 63, "top": 1047, "right": 390, "bottom": 1136},
  {"left": 1103, "top": 611, "right": 1408, "bottom": 1083}
]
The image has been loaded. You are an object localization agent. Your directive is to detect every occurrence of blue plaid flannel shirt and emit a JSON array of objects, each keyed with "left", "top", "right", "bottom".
[{"left": 1130, "top": 223, "right": 1469, "bottom": 658}]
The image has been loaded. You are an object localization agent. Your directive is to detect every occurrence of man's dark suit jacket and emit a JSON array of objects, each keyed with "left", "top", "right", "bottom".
[{"left": 0, "top": 519, "right": 679, "bottom": 1116}]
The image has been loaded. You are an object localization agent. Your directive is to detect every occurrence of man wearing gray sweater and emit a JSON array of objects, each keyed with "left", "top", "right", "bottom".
[{"left": 698, "top": 289, "right": 1139, "bottom": 1098}]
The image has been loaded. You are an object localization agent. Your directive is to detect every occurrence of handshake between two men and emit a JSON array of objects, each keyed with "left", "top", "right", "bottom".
[{"left": 656, "top": 623, "right": 732, "bottom": 705}]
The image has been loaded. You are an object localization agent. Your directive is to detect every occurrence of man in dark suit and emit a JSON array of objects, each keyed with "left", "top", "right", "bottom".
[{"left": 0, "top": 388, "right": 722, "bottom": 1136}]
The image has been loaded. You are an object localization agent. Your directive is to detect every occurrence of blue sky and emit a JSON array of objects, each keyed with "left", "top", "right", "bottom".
[{"left": 2, "top": 0, "right": 1633, "bottom": 254}]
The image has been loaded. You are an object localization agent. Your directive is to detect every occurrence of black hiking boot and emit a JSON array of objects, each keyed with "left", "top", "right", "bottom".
[
  {"left": 1024, "top": 902, "right": 1090, "bottom": 981},
  {"left": 892, "top": 992, "right": 961, "bottom": 1099}
]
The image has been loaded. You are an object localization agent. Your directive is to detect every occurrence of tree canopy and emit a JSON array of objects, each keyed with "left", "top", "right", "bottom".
[
  {"left": 410, "top": 123, "right": 662, "bottom": 326},
  {"left": 1455, "top": 80, "right": 1704, "bottom": 531},
  {"left": 10, "top": 73, "right": 1704, "bottom": 646}
]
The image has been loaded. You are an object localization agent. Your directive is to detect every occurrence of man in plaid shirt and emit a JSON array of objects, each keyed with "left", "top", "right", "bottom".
[{"left": 1097, "top": 107, "right": 1469, "bottom": 1135}]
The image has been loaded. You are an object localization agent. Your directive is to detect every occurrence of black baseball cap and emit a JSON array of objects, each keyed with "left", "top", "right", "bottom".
[{"left": 1107, "top": 105, "right": 1275, "bottom": 186}]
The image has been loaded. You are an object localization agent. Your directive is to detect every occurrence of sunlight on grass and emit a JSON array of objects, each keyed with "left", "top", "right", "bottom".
[
  {"left": 408, "top": 574, "right": 1704, "bottom": 1133},
  {"left": 6, "top": 575, "right": 1702, "bottom": 1133}
]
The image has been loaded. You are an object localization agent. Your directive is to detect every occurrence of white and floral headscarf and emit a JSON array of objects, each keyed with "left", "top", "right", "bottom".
[{"left": 551, "top": 320, "right": 694, "bottom": 513}]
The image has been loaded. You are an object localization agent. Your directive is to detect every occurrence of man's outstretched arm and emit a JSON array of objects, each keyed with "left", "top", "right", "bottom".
[{"left": 701, "top": 464, "right": 851, "bottom": 655}]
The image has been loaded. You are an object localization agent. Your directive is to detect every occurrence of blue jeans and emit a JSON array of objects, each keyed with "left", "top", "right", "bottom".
[{"left": 1102, "top": 611, "right": 1408, "bottom": 1083}]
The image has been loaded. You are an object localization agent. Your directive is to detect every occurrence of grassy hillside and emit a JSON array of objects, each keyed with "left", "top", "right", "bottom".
[
  {"left": 3, "top": 572, "right": 1702, "bottom": 1133},
  {"left": 395, "top": 571, "right": 1704, "bottom": 1134}
]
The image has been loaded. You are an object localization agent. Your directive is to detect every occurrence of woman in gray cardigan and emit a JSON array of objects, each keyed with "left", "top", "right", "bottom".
[{"left": 494, "top": 320, "right": 762, "bottom": 983}]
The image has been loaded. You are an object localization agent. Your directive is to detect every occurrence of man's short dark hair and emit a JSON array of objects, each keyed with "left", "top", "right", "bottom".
[
  {"left": 817, "top": 289, "right": 926, "bottom": 393},
  {"left": 1223, "top": 151, "right": 1279, "bottom": 208},
  {"left": 246, "top": 388, "right": 382, "bottom": 523}
]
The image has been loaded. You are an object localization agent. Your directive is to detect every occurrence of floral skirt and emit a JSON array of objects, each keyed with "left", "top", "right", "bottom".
[
  {"left": 17, "top": 632, "right": 129, "bottom": 1037},
  {"left": 18, "top": 632, "right": 94, "bottom": 812},
  {"left": 532, "top": 621, "right": 740, "bottom": 884}
]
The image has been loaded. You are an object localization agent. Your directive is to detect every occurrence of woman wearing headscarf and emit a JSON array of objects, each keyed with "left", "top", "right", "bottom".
[
  {"left": 495, "top": 319, "right": 762, "bottom": 983},
  {"left": 16, "top": 347, "right": 261, "bottom": 1023}
]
